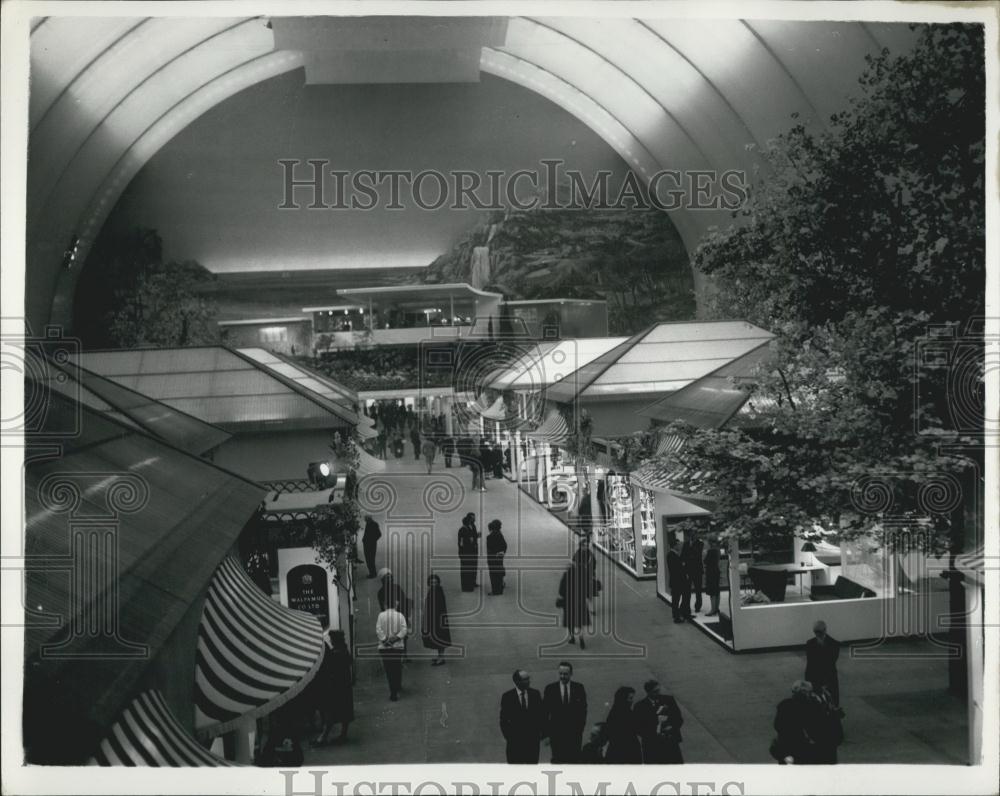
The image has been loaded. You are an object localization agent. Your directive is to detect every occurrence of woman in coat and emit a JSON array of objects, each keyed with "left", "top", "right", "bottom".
[
  {"left": 485, "top": 519, "right": 509, "bottom": 595},
  {"left": 457, "top": 514, "right": 480, "bottom": 592},
  {"left": 558, "top": 561, "right": 595, "bottom": 648},
  {"left": 313, "top": 629, "right": 354, "bottom": 745},
  {"left": 421, "top": 574, "right": 452, "bottom": 665},
  {"left": 603, "top": 686, "right": 642, "bottom": 763},
  {"left": 421, "top": 437, "right": 437, "bottom": 474}
]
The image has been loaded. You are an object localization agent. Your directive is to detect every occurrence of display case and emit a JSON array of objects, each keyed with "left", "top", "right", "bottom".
[{"left": 593, "top": 474, "right": 656, "bottom": 579}]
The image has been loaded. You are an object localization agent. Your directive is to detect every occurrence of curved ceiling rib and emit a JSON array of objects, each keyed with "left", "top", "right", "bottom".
[
  {"left": 29, "top": 17, "right": 252, "bottom": 226},
  {"left": 478, "top": 48, "right": 704, "bottom": 252},
  {"left": 539, "top": 16, "right": 765, "bottom": 180},
  {"left": 29, "top": 17, "right": 146, "bottom": 130},
  {"left": 740, "top": 20, "right": 825, "bottom": 126},
  {"left": 526, "top": 17, "right": 717, "bottom": 168},
  {"left": 25, "top": 15, "right": 924, "bottom": 330},
  {"left": 48, "top": 51, "right": 306, "bottom": 328}
]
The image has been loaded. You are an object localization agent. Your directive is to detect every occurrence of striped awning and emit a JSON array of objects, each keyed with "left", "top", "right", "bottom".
[
  {"left": 655, "top": 433, "right": 686, "bottom": 455},
  {"left": 481, "top": 396, "right": 506, "bottom": 421},
  {"left": 632, "top": 460, "right": 715, "bottom": 497},
  {"left": 527, "top": 408, "right": 570, "bottom": 445},
  {"left": 356, "top": 446, "right": 387, "bottom": 477},
  {"left": 194, "top": 557, "right": 324, "bottom": 737},
  {"left": 90, "top": 690, "right": 233, "bottom": 766},
  {"left": 954, "top": 544, "right": 986, "bottom": 587},
  {"left": 355, "top": 411, "right": 378, "bottom": 440}
]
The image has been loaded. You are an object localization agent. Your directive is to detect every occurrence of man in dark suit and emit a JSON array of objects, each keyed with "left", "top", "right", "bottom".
[
  {"left": 633, "top": 679, "right": 684, "bottom": 763},
  {"left": 666, "top": 539, "right": 691, "bottom": 623},
  {"left": 499, "top": 669, "right": 546, "bottom": 763},
  {"left": 805, "top": 620, "right": 841, "bottom": 705},
  {"left": 362, "top": 515, "right": 382, "bottom": 578},
  {"left": 542, "top": 661, "right": 587, "bottom": 763}
]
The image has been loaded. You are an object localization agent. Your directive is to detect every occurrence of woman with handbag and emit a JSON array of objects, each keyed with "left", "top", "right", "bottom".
[
  {"left": 558, "top": 561, "right": 594, "bottom": 649},
  {"left": 486, "top": 519, "right": 508, "bottom": 595},
  {"left": 421, "top": 574, "right": 452, "bottom": 666}
]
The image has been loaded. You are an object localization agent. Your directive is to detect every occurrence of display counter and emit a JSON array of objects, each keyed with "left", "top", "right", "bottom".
[{"left": 592, "top": 474, "right": 657, "bottom": 579}]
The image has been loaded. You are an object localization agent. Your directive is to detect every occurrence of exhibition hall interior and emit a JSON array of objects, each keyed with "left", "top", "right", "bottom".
[{"left": 14, "top": 9, "right": 989, "bottom": 773}]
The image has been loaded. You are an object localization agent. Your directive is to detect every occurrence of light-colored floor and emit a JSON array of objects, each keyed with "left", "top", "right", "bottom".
[{"left": 303, "top": 460, "right": 968, "bottom": 765}]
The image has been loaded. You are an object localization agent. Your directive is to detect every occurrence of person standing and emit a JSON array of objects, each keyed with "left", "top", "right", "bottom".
[
  {"left": 421, "top": 436, "right": 437, "bottom": 474},
  {"left": 703, "top": 537, "right": 722, "bottom": 616},
  {"left": 683, "top": 532, "right": 705, "bottom": 615},
  {"left": 499, "top": 669, "right": 546, "bottom": 763},
  {"left": 576, "top": 488, "right": 593, "bottom": 536},
  {"left": 542, "top": 662, "right": 588, "bottom": 763},
  {"left": 805, "top": 620, "right": 841, "bottom": 705},
  {"left": 485, "top": 519, "right": 508, "bottom": 595},
  {"left": 410, "top": 425, "right": 421, "bottom": 461},
  {"left": 633, "top": 679, "right": 684, "bottom": 763},
  {"left": 666, "top": 539, "right": 691, "bottom": 623},
  {"left": 313, "top": 629, "right": 354, "bottom": 745},
  {"left": 442, "top": 436, "right": 454, "bottom": 468},
  {"left": 421, "top": 574, "right": 452, "bottom": 666},
  {"left": 558, "top": 561, "right": 595, "bottom": 649},
  {"left": 362, "top": 515, "right": 382, "bottom": 578},
  {"left": 457, "top": 513, "right": 481, "bottom": 592},
  {"left": 596, "top": 477, "right": 607, "bottom": 524},
  {"left": 375, "top": 596, "right": 408, "bottom": 701},
  {"left": 603, "top": 686, "right": 642, "bottom": 763},
  {"left": 771, "top": 681, "right": 821, "bottom": 764}
]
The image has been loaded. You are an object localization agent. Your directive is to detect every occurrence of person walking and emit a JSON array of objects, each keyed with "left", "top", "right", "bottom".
[
  {"left": 603, "top": 686, "right": 642, "bottom": 763},
  {"left": 421, "top": 574, "right": 452, "bottom": 666},
  {"left": 771, "top": 680, "right": 822, "bottom": 764},
  {"left": 805, "top": 620, "right": 841, "bottom": 705},
  {"left": 666, "top": 538, "right": 691, "bottom": 623},
  {"left": 375, "top": 596, "right": 408, "bottom": 701},
  {"left": 542, "top": 661, "right": 587, "bottom": 763},
  {"left": 485, "top": 519, "right": 508, "bottom": 595},
  {"left": 633, "top": 679, "right": 684, "bottom": 763},
  {"left": 410, "top": 425, "right": 421, "bottom": 461},
  {"left": 313, "top": 629, "right": 354, "bottom": 745},
  {"left": 442, "top": 436, "right": 454, "bottom": 468},
  {"left": 499, "top": 669, "right": 546, "bottom": 763},
  {"left": 362, "top": 515, "right": 382, "bottom": 578},
  {"left": 571, "top": 534, "right": 597, "bottom": 584},
  {"left": 558, "top": 561, "right": 596, "bottom": 649},
  {"left": 421, "top": 436, "right": 437, "bottom": 474},
  {"left": 703, "top": 537, "right": 721, "bottom": 616},
  {"left": 457, "top": 513, "right": 481, "bottom": 592},
  {"left": 683, "top": 531, "right": 705, "bottom": 615}
]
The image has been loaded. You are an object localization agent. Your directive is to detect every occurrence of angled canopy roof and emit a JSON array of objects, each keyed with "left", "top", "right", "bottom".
[
  {"left": 74, "top": 346, "right": 356, "bottom": 431},
  {"left": 237, "top": 347, "right": 359, "bottom": 419},
  {"left": 638, "top": 339, "right": 775, "bottom": 427},
  {"left": 338, "top": 283, "right": 502, "bottom": 309},
  {"left": 48, "top": 358, "right": 231, "bottom": 455},
  {"left": 487, "top": 337, "right": 629, "bottom": 391},
  {"left": 23, "top": 390, "right": 265, "bottom": 764},
  {"left": 544, "top": 321, "right": 774, "bottom": 402}
]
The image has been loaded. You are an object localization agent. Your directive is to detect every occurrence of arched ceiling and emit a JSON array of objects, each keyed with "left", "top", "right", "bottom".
[{"left": 25, "top": 15, "right": 921, "bottom": 331}]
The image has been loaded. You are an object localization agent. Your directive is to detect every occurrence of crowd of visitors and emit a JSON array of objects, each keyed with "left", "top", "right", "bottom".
[{"left": 499, "top": 664, "right": 684, "bottom": 765}]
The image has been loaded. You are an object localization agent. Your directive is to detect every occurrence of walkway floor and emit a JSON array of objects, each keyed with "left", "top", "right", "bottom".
[{"left": 303, "top": 461, "right": 968, "bottom": 765}]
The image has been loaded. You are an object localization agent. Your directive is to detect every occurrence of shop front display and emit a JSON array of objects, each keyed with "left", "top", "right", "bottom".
[{"left": 593, "top": 474, "right": 655, "bottom": 579}]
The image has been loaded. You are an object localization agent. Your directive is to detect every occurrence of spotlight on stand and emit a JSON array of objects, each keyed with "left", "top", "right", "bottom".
[{"left": 307, "top": 461, "right": 333, "bottom": 489}]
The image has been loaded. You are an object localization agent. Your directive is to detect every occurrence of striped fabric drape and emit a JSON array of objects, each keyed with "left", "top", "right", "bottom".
[
  {"left": 527, "top": 408, "right": 570, "bottom": 445},
  {"left": 89, "top": 690, "right": 232, "bottom": 766},
  {"left": 194, "top": 557, "right": 324, "bottom": 737},
  {"left": 356, "top": 446, "right": 387, "bottom": 477}
]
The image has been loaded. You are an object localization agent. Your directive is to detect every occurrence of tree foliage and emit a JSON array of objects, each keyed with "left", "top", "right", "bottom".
[
  {"left": 75, "top": 226, "right": 219, "bottom": 348},
  {"left": 655, "top": 24, "right": 985, "bottom": 553}
]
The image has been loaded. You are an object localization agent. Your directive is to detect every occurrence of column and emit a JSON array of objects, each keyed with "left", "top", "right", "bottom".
[
  {"left": 444, "top": 396, "right": 454, "bottom": 435},
  {"left": 513, "top": 431, "right": 521, "bottom": 485},
  {"left": 235, "top": 716, "right": 256, "bottom": 764},
  {"left": 542, "top": 442, "right": 552, "bottom": 504}
]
